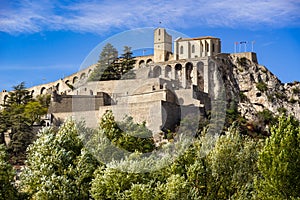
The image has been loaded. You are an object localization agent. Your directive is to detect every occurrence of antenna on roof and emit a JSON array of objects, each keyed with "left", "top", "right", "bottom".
[
  {"left": 234, "top": 42, "right": 238, "bottom": 53},
  {"left": 251, "top": 41, "right": 255, "bottom": 52},
  {"left": 240, "top": 41, "right": 247, "bottom": 52}
]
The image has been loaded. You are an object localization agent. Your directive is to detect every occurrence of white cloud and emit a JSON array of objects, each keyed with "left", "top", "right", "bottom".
[{"left": 0, "top": 0, "right": 299, "bottom": 34}]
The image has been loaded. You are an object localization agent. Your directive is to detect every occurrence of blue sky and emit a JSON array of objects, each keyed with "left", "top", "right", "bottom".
[{"left": 0, "top": 0, "right": 300, "bottom": 90}]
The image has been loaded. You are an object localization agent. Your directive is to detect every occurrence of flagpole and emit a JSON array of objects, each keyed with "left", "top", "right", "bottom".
[{"left": 234, "top": 42, "right": 236, "bottom": 53}]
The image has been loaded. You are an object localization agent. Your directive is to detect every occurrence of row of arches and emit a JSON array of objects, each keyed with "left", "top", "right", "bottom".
[
  {"left": 150, "top": 61, "right": 205, "bottom": 89},
  {"left": 138, "top": 59, "right": 153, "bottom": 67},
  {"left": 64, "top": 68, "right": 93, "bottom": 86},
  {"left": 1, "top": 66, "right": 96, "bottom": 105}
]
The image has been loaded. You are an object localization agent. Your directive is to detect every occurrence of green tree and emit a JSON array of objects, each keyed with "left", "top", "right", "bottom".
[
  {"left": 206, "top": 125, "right": 261, "bottom": 199},
  {"left": 119, "top": 46, "right": 136, "bottom": 79},
  {"left": 20, "top": 119, "right": 99, "bottom": 200},
  {"left": 255, "top": 115, "right": 300, "bottom": 199},
  {"left": 24, "top": 101, "right": 48, "bottom": 126},
  {"left": 0, "top": 144, "right": 18, "bottom": 200},
  {"left": 3, "top": 82, "right": 32, "bottom": 106},
  {"left": 36, "top": 94, "right": 51, "bottom": 108},
  {"left": 90, "top": 110, "right": 155, "bottom": 156},
  {"left": 88, "top": 43, "right": 118, "bottom": 81},
  {"left": 0, "top": 83, "right": 48, "bottom": 164},
  {"left": 88, "top": 45, "right": 136, "bottom": 81}
]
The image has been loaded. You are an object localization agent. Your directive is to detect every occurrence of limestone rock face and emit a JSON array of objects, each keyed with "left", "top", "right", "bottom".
[{"left": 216, "top": 54, "right": 300, "bottom": 121}]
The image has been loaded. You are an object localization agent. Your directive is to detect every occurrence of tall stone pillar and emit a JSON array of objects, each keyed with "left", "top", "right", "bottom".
[
  {"left": 182, "top": 66, "right": 187, "bottom": 88},
  {"left": 204, "top": 61, "right": 209, "bottom": 93},
  {"left": 161, "top": 65, "right": 166, "bottom": 78},
  {"left": 171, "top": 65, "right": 176, "bottom": 80},
  {"left": 192, "top": 65, "right": 197, "bottom": 86}
]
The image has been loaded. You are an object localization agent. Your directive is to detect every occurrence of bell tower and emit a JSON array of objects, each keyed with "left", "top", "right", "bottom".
[{"left": 154, "top": 28, "right": 172, "bottom": 62}]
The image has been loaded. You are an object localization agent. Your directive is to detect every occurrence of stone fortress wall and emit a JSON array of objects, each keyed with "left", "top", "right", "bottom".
[{"left": 0, "top": 28, "right": 258, "bottom": 133}]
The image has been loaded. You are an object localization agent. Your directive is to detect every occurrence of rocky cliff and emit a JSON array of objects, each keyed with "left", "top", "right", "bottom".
[{"left": 216, "top": 53, "right": 300, "bottom": 124}]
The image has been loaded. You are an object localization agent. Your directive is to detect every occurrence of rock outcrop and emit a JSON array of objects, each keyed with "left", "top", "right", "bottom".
[{"left": 216, "top": 53, "right": 300, "bottom": 122}]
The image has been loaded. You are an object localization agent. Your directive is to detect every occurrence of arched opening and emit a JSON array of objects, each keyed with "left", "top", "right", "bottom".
[
  {"left": 146, "top": 59, "right": 153, "bottom": 64},
  {"left": 31, "top": 90, "right": 35, "bottom": 96},
  {"left": 73, "top": 76, "right": 78, "bottom": 84},
  {"left": 175, "top": 64, "right": 182, "bottom": 82},
  {"left": 153, "top": 66, "right": 162, "bottom": 78},
  {"left": 165, "top": 65, "right": 172, "bottom": 79},
  {"left": 88, "top": 69, "right": 92, "bottom": 75},
  {"left": 139, "top": 60, "right": 145, "bottom": 67},
  {"left": 80, "top": 73, "right": 86, "bottom": 80},
  {"left": 180, "top": 46, "right": 183, "bottom": 54},
  {"left": 197, "top": 62, "right": 204, "bottom": 91},
  {"left": 185, "top": 62, "right": 193, "bottom": 88},
  {"left": 55, "top": 83, "right": 60, "bottom": 92},
  {"left": 192, "top": 45, "right": 195, "bottom": 53},
  {"left": 40, "top": 87, "right": 47, "bottom": 95}
]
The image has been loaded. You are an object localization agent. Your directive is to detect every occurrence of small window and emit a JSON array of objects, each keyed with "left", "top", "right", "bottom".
[
  {"left": 212, "top": 44, "right": 215, "bottom": 52},
  {"left": 180, "top": 46, "right": 183, "bottom": 54},
  {"left": 192, "top": 45, "right": 195, "bottom": 53},
  {"left": 158, "top": 29, "right": 161, "bottom": 35}
]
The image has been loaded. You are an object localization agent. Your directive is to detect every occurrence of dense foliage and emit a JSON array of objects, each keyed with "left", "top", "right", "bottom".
[
  {"left": 255, "top": 115, "right": 300, "bottom": 199},
  {"left": 5, "top": 108, "right": 299, "bottom": 199},
  {"left": 90, "top": 123, "right": 262, "bottom": 199},
  {"left": 20, "top": 120, "right": 99, "bottom": 200},
  {"left": 0, "top": 82, "right": 49, "bottom": 164},
  {"left": 0, "top": 144, "right": 18, "bottom": 200}
]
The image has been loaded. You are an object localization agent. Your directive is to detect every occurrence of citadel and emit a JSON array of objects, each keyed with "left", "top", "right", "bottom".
[{"left": 0, "top": 28, "right": 258, "bottom": 133}]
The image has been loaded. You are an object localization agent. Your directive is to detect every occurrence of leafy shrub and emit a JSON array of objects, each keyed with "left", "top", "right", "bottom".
[
  {"left": 289, "top": 98, "right": 297, "bottom": 104},
  {"left": 237, "top": 57, "right": 249, "bottom": 67},
  {"left": 277, "top": 107, "right": 287, "bottom": 115},
  {"left": 292, "top": 87, "right": 300, "bottom": 94},
  {"left": 274, "top": 91, "right": 287, "bottom": 100},
  {"left": 239, "top": 92, "right": 248, "bottom": 102},
  {"left": 257, "top": 109, "right": 276, "bottom": 125},
  {"left": 256, "top": 82, "right": 268, "bottom": 92},
  {"left": 267, "top": 94, "right": 275, "bottom": 102}
]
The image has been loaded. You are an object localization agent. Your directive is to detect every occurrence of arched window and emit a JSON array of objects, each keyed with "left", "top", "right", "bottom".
[
  {"left": 153, "top": 66, "right": 162, "bottom": 78},
  {"left": 146, "top": 59, "right": 153, "bottom": 64},
  {"left": 192, "top": 45, "right": 195, "bottom": 53},
  {"left": 206, "top": 41, "right": 209, "bottom": 52},
  {"left": 180, "top": 46, "right": 184, "bottom": 54},
  {"left": 158, "top": 29, "right": 161, "bottom": 35},
  {"left": 139, "top": 60, "right": 145, "bottom": 67},
  {"left": 212, "top": 43, "right": 215, "bottom": 52},
  {"left": 73, "top": 76, "right": 78, "bottom": 84}
]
